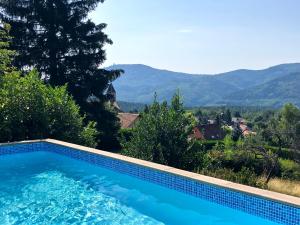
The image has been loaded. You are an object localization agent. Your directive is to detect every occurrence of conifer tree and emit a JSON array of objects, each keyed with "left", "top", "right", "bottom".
[
  {"left": 224, "top": 109, "right": 232, "bottom": 124},
  {"left": 0, "top": 0, "right": 122, "bottom": 149},
  {"left": 0, "top": 22, "right": 15, "bottom": 74}
]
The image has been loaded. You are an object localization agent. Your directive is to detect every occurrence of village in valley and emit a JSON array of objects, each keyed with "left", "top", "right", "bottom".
[{"left": 107, "top": 83, "right": 255, "bottom": 141}]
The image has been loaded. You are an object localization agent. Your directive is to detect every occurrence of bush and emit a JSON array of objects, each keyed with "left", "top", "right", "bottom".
[
  {"left": 0, "top": 70, "right": 98, "bottom": 147},
  {"left": 198, "top": 140, "right": 223, "bottom": 151},
  {"left": 279, "top": 158, "right": 300, "bottom": 180},
  {"left": 122, "top": 93, "right": 195, "bottom": 169},
  {"left": 202, "top": 147, "right": 277, "bottom": 177},
  {"left": 183, "top": 140, "right": 208, "bottom": 171},
  {"left": 201, "top": 167, "right": 261, "bottom": 187},
  {"left": 268, "top": 145, "right": 300, "bottom": 161},
  {"left": 118, "top": 128, "right": 134, "bottom": 144}
]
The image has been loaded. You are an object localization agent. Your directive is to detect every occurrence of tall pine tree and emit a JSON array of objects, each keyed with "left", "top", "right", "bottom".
[
  {"left": 0, "top": 0, "right": 122, "bottom": 149},
  {"left": 0, "top": 22, "right": 15, "bottom": 74}
]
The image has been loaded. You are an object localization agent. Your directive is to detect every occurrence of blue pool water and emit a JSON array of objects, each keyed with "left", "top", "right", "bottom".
[{"left": 0, "top": 151, "right": 280, "bottom": 225}]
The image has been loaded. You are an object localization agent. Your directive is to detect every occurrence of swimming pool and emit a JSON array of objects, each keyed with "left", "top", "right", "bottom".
[{"left": 0, "top": 140, "right": 299, "bottom": 224}]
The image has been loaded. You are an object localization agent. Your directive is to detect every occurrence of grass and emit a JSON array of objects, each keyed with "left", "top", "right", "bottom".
[{"left": 267, "top": 178, "right": 300, "bottom": 197}]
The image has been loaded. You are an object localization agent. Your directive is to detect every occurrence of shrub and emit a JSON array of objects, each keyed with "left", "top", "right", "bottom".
[
  {"left": 268, "top": 145, "right": 300, "bottom": 161},
  {"left": 279, "top": 158, "right": 300, "bottom": 180},
  {"left": 0, "top": 70, "right": 98, "bottom": 147},
  {"left": 122, "top": 93, "right": 195, "bottom": 169},
  {"left": 199, "top": 140, "right": 223, "bottom": 151},
  {"left": 201, "top": 167, "right": 261, "bottom": 187},
  {"left": 183, "top": 140, "right": 208, "bottom": 171},
  {"left": 202, "top": 147, "right": 278, "bottom": 178},
  {"left": 118, "top": 128, "right": 135, "bottom": 144}
]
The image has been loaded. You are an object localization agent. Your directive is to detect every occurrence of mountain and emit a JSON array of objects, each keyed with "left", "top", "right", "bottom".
[
  {"left": 117, "top": 101, "right": 146, "bottom": 112},
  {"left": 107, "top": 63, "right": 300, "bottom": 107},
  {"left": 108, "top": 64, "right": 240, "bottom": 106},
  {"left": 217, "top": 63, "right": 300, "bottom": 89},
  {"left": 222, "top": 73, "right": 300, "bottom": 107}
]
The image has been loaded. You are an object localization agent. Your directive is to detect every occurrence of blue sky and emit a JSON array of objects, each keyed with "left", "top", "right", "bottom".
[{"left": 90, "top": 0, "right": 300, "bottom": 74}]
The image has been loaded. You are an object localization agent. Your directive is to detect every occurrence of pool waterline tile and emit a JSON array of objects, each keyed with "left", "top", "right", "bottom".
[{"left": 0, "top": 139, "right": 299, "bottom": 225}]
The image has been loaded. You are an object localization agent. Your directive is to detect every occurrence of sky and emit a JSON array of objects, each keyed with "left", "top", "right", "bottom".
[{"left": 90, "top": 0, "right": 300, "bottom": 74}]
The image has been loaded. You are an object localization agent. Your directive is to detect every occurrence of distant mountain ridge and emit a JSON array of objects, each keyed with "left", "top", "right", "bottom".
[{"left": 107, "top": 63, "right": 300, "bottom": 107}]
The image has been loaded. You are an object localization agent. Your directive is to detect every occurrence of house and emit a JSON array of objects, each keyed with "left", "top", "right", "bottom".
[
  {"left": 192, "top": 124, "right": 226, "bottom": 140},
  {"left": 232, "top": 117, "right": 246, "bottom": 125},
  {"left": 191, "top": 127, "right": 205, "bottom": 140},
  {"left": 105, "top": 83, "right": 140, "bottom": 129},
  {"left": 118, "top": 113, "right": 140, "bottom": 129},
  {"left": 232, "top": 117, "right": 256, "bottom": 136},
  {"left": 240, "top": 124, "right": 256, "bottom": 136},
  {"left": 207, "top": 119, "right": 216, "bottom": 124}
]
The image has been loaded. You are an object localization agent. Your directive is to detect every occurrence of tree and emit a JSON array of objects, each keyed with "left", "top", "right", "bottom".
[
  {"left": 224, "top": 109, "right": 232, "bottom": 124},
  {"left": 0, "top": 23, "right": 97, "bottom": 147},
  {"left": 278, "top": 104, "right": 300, "bottom": 162},
  {"left": 122, "top": 93, "right": 195, "bottom": 169},
  {"left": 232, "top": 124, "right": 242, "bottom": 142},
  {"left": 215, "top": 114, "right": 222, "bottom": 126},
  {"left": 0, "top": 70, "right": 98, "bottom": 147},
  {"left": 195, "top": 109, "right": 208, "bottom": 125},
  {"left": 234, "top": 111, "right": 241, "bottom": 118},
  {"left": 258, "top": 104, "right": 300, "bottom": 162},
  {"left": 242, "top": 136, "right": 279, "bottom": 184},
  {"left": 0, "top": 22, "right": 15, "bottom": 75},
  {"left": 0, "top": 0, "right": 122, "bottom": 149}
]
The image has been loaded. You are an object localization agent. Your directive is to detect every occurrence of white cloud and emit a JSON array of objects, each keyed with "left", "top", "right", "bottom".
[{"left": 177, "top": 29, "right": 193, "bottom": 33}]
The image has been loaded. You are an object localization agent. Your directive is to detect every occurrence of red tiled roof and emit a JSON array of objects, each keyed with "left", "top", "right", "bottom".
[
  {"left": 118, "top": 113, "right": 140, "bottom": 129},
  {"left": 239, "top": 124, "right": 256, "bottom": 136},
  {"left": 191, "top": 127, "right": 205, "bottom": 140}
]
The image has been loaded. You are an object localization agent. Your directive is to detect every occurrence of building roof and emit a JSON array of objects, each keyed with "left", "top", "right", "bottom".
[
  {"left": 198, "top": 124, "right": 226, "bottom": 140},
  {"left": 232, "top": 117, "right": 246, "bottom": 124},
  {"left": 191, "top": 127, "right": 205, "bottom": 140},
  {"left": 118, "top": 113, "right": 140, "bottom": 129},
  {"left": 240, "top": 124, "right": 256, "bottom": 136}
]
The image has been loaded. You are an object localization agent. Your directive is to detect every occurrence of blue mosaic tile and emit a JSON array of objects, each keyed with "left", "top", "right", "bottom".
[
  {"left": 1, "top": 141, "right": 299, "bottom": 225},
  {"left": 0, "top": 142, "right": 41, "bottom": 156}
]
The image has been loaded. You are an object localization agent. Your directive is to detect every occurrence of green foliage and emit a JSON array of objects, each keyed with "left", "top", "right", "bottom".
[
  {"left": 267, "top": 145, "right": 300, "bottom": 161},
  {"left": 279, "top": 159, "right": 300, "bottom": 180},
  {"left": 223, "top": 134, "right": 236, "bottom": 150},
  {"left": 121, "top": 100, "right": 300, "bottom": 189},
  {"left": 0, "top": 22, "right": 15, "bottom": 74},
  {"left": 0, "top": 0, "right": 122, "bottom": 149},
  {"left": 198, "top": 140, "right": 223, "bottom": 150},
  {"left": 223, "top": 109, "right": 232, "bottom": 124},
  {"left": 118, "top": 128, "right": 134, "bottom": 147},
  {"left": 122, "top": 93, "right": 194, "bottom": 168},
  {"left": 0, "top": 70, "right": 98, "bottom": 147},
  {"left": 195, "top": 109, "right": 209, "bottom": 124},
  {"left": 258, "top": 104, "right": 300, "bottom": 162},
  {"left": 231, "top": 124, "right": 242, "bottom": 142},
  {"left": 183, "top": 140, "right": 208, "bottom": 171},
  {"left": 201, "top": 167, "right": 261, "bottom": 187},
  {"left": 234, "top": 111, "right": 241, "bottom": 118}
]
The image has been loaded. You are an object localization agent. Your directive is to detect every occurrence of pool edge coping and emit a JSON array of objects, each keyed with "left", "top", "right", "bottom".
[{"left": 1, "top": 139, "right": 300, "bottom": 208}]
